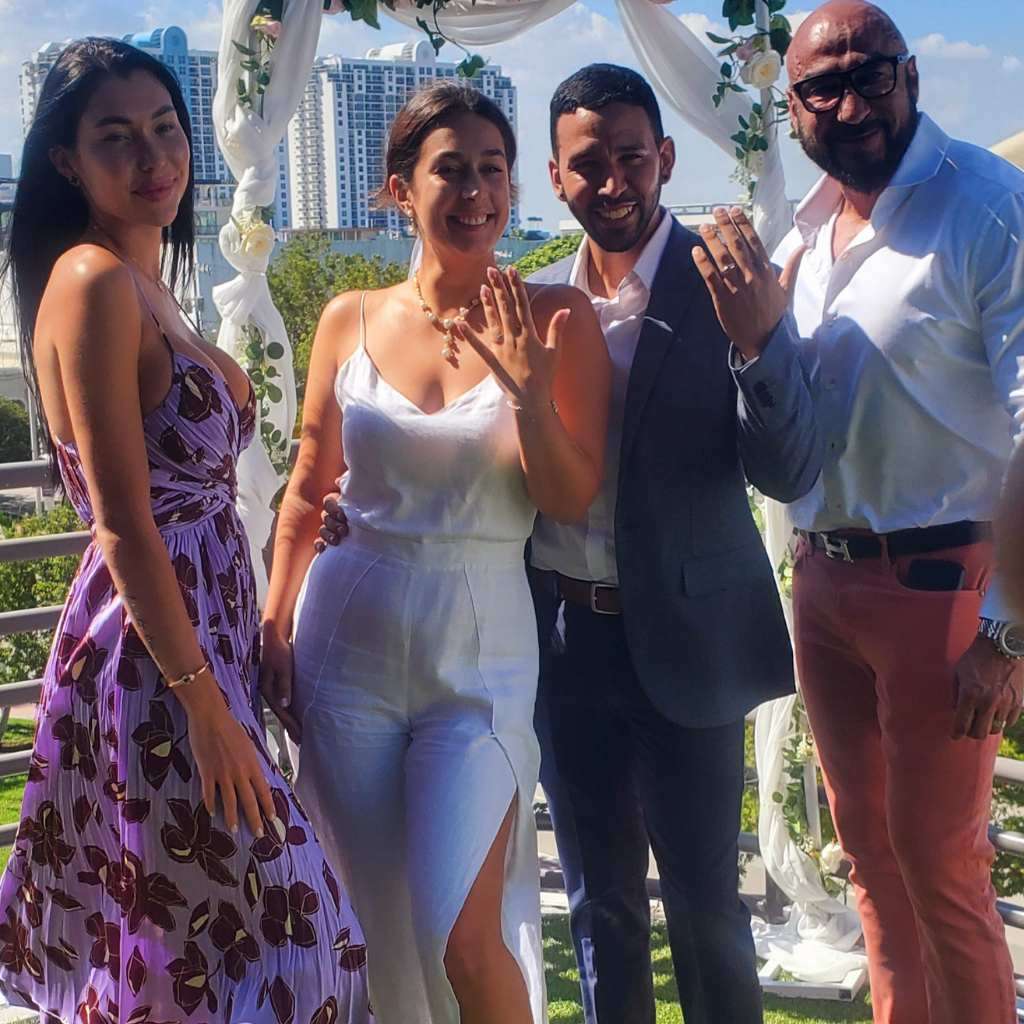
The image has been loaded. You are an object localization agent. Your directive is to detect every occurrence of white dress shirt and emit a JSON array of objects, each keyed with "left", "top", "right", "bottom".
[
  {"left": 771, "top": 112, "right": 1024, "bottom": 619},
  {"left": 531, "top": 207, "right": 674, "bottom": 583}
]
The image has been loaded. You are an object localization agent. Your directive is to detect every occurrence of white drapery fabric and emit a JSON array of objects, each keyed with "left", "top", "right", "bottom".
[
  {"left": 212, "top": 0, "right": 322, "bottom": 600},
  {"left": 751, "top": 500, "right": 868, "bottom": 983}
]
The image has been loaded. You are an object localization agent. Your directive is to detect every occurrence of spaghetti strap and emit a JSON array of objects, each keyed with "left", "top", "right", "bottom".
[
  {"left": 359, "top": 290, "right": 368, "bottom": 352},
  {"left": 131, "top": 275, "right": 176, "bottom": 358},
  {"left": 87, "top": 238, "right": 176, "bottom": 357}
]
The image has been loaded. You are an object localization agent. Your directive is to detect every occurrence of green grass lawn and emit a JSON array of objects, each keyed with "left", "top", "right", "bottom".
[
  {"left": 543, "top": 915, "right": 872, "bottom": 1024},
  {"left": 1, "top": 718, "right": 34, "bottom": 752},
  {"left": 0, "top": 716, "right": 35, "bottom": 874}
]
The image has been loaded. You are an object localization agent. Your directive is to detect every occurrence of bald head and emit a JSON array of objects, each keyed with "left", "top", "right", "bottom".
[{"left": 787, "top": 1, "right": 907, "bottom": 82}]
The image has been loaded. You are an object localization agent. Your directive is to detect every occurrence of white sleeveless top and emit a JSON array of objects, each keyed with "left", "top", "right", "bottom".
[{"left": 334, "top": 293, "right": 537, "bottom": 547}]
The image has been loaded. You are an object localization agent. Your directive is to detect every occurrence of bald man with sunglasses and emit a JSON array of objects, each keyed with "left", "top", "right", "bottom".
[{"left": 695, "top": 2, "right": 1024, "bottom": 1021}]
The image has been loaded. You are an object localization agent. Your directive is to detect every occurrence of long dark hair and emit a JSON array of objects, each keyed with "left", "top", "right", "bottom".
[{"left": 4, "top": 37, "right": 196, "bottom": 469}]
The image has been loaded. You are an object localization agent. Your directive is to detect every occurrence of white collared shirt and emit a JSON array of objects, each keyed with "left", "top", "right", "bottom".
[
  {"left": 773, "top": 112, "right": 1024, "bottom": 618},
  {"left": 531, "top": 207, "right": 674, "bottom": 583}
]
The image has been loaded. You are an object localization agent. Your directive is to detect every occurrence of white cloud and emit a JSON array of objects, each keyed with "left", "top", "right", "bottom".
[
  {"left": 1003, "top": 55, "right": 1023, "bottom": 73},
  {"left": 679, "top": 8, "right": 810, "bottom": 50},
  {"left": 785, "top": 9, "right": 812, "bottom": 33},
  {"left": 678, "top": 12, "right": 728, "bottom": 48},
  {"left": 912, "top": 33, "right": 991, "bottom": 60}
]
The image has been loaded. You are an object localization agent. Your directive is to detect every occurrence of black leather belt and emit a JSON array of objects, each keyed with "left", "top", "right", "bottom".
[
  {"left": 556, "top": 573, "right": 622, "bottom": 615},
  {"left": 800, "top": 520, "right": 991, "bottom": 562}
]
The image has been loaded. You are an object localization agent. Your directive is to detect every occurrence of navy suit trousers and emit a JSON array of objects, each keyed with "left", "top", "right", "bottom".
[{"left": 545, "top": 601, "right": 763, "bottom": 1024}]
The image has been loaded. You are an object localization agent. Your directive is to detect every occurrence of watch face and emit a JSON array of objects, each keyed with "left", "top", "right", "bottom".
[{"left": 1002, "top": 625, "right": 1024, "bottom": 657}]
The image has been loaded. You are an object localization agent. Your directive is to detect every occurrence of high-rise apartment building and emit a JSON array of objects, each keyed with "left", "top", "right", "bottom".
[
  {"left": 18, "top": 40, "right": 64, "bottom": 139},
  {"left": 286, "top": 40, "right": 518, "bottom": 233}
]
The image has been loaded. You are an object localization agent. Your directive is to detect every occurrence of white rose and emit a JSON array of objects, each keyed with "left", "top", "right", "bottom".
[
  {"left": 741, "top": 49, "right": 782, "bottom": 90},
  {"left": 820, "top": 841, "right": 845, "bottom": 876},
  {"left": 241, "top": 220, "right": 276, "bottom": 260}
]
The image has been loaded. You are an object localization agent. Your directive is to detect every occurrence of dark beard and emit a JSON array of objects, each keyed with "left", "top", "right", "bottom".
[
  {"left": 798, "top": 107, "right": 918, "bottom": 194},
  {"left": 568, "top": 184, "right": 662, "bottom": 253}
]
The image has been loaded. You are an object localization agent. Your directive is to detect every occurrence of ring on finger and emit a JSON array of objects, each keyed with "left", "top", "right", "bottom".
[
  {"left": 993, "top": 719, "right": 1006, "bottom": 732},
  {"left": 720, "top": 261, "right": 738, "bottom": 274}
]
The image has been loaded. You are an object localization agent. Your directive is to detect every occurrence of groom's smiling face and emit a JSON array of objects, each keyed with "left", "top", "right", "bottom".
[{"left": 550, "top": 102, "right": 674, "bottom": 254}]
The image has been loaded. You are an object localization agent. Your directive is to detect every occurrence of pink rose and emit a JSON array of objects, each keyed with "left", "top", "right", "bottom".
[
  {"left": 252, "top": 17, "right": 282, "bottom": 39},
  {"left": 736, "top": 41, "right": 756, "bottom": 61}
]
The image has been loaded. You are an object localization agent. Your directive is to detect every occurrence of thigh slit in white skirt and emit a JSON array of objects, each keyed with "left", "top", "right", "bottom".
[{"left": 290, "top": 529, "right": 545, "bottom": 1024}]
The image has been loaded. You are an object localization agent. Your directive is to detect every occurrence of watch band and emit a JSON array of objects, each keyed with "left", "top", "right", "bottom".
[{"left": 979, "top": 619, "right": 1024, "bottom": 659}]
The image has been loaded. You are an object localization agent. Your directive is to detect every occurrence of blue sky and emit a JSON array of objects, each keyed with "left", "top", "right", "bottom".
[{"left": 1, "top": 0, "right": 1020, "bottom": 230}]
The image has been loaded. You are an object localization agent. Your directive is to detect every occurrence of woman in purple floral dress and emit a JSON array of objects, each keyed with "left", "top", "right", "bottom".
[{"left": 0, "top": 39, "right": 373, "bottom": 1024}]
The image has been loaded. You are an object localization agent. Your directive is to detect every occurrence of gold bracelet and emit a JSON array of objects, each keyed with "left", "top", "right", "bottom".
[
  {"left": 507, "top": 397, "right": 559, "bottom": 417},
  {"left": 166, "top": 661, "right": 212, "bottom": 690}
]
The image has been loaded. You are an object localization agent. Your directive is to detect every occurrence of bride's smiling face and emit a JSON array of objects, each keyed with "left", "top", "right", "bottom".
[{"left": 391, "top": 112, "right": 511, "bottom": 257}]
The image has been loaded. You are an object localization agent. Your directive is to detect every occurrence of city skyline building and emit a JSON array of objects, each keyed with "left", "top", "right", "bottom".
[{"left": 286, "top": 39, "right": 519, "bottom": 234}]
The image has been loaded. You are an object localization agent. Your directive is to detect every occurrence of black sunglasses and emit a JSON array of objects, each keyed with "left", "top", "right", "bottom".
[{"left": 792, "top": 54, "right": 911, "bottom": 113}]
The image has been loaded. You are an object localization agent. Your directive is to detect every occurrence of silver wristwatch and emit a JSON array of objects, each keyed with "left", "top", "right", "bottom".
[{"left": 978, "top": 618, "right": 1024, "bottom": 659}]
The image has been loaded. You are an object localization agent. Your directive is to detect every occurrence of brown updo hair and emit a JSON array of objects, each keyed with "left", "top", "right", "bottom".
[{"left": 375, "top": 81, "right": 518, "bottom": 212}]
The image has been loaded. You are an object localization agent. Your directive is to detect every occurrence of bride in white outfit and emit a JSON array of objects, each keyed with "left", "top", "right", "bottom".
[{"left": 259, "top": 82, "right": 610, "bottom": 1024}]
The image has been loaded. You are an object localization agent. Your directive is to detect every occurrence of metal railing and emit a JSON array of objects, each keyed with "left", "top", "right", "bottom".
[{"left": 3, "top": 456, "right": 1024, "bottom": 1005}]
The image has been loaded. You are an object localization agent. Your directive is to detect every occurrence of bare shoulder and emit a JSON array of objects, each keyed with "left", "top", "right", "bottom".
[
  {"left": 48, "top": 244, "right": 138, "bottom": 305},
  {"left": 311, "top": 287, "right": 384, "bottom": 378},
  {"left": 526, "top": 281, "right": 592, "bottom": 320},
  {"left": 526, "top": 281, "right": 604, "bottom": 360},
  {"left": 40, "top": 245, "right": 141, "bottom": 356},
  {"left": 317, "top": 289, "right": 365, "bottom": 333}
]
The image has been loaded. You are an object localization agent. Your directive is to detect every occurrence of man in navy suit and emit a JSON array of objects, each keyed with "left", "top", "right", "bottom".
[{"left": 528, "top": 64, "right": 821, "bottom": 1024}]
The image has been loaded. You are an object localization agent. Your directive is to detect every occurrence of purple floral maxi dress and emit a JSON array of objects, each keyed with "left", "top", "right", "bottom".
[{"left": 0, "top": 346, "right": 374, "bottom": 1024}]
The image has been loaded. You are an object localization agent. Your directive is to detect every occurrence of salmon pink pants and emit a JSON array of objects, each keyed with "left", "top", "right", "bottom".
[{"left": 792, "top": 536, "right": 1015, "bottom": 1024}]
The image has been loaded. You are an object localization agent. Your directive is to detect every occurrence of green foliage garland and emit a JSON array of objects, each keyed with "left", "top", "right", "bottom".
[{"left": 709, "top": 0, "right": 794, "bottom": 195}]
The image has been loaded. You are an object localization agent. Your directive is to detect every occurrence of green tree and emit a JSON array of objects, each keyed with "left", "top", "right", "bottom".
[
  {"left": 266, "top": 235, "right": 405, "bottom": 400},
  {"left": 0, "top": 398, "right": 31, "bottom": 464},
  {"left": 0, "top": 502, "right": 84, "bottom": 687},
  {"left": 514, "top": 233, "right": 582, "bottom": 277}
]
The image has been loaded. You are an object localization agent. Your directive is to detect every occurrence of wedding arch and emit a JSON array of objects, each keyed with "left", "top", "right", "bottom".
[{"left": 211, "top": 0, "right": 865, "bottom": 992}]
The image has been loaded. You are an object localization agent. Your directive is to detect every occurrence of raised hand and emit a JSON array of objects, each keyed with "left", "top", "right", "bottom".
[
  {"left": 692, "top": 206, "right": 806, "bottom": 360},
  {"left": 454, "top": 266, "right": 569, "bottom": 416}
]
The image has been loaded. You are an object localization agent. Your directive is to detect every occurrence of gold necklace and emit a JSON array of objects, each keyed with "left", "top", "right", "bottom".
[{"left": 413, "top": 272, "right": 482, "bottom": 364}]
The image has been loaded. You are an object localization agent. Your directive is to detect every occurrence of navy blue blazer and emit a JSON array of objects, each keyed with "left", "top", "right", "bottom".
[{"left": 529, "top": 219, "right": 822, "bottom": 727}]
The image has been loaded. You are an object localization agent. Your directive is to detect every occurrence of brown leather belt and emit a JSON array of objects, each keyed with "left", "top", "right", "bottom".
[{"left": 556, "top": 573, "right": 622, "bottom": 615}]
